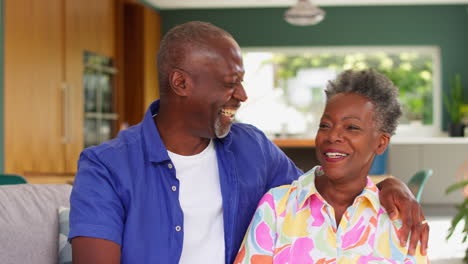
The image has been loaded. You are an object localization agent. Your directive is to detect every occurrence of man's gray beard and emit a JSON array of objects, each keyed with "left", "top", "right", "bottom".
[{"left": 215, "top": 117, "right": 231, "bottom": 139}]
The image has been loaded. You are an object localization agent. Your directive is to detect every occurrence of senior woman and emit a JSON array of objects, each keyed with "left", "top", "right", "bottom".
[{"left": 234, "top": 69, "right": 428, "bottom": 264}]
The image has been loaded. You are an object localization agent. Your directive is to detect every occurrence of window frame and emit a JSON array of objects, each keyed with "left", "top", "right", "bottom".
[{"left": 241, "top": 45, "right": 442, "bottom": 138}]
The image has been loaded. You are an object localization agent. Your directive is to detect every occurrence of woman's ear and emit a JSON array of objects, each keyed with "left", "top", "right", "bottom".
[
  {"left": 169, "top": 70, "right": 192, "bottom": 97},
  {"left": 375, "top": 133, "right": 390, "bottom": 155}
]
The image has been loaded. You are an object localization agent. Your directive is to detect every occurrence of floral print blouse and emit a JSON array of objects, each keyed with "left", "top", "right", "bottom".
[{"left": 234, "top": 166, "right": 427, "bottom": 264}]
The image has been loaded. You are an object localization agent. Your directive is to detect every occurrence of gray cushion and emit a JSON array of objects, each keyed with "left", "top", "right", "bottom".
[
  {"left": 0, "top": 184, "right": 72, "bottom": 264},
  {"left": 58, "top": 207, "right": 72, "bottom": 264}
]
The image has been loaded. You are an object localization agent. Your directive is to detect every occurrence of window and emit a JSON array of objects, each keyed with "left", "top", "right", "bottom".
[{"left": 237, "top": 46, "right": 441, "bottom": 138}]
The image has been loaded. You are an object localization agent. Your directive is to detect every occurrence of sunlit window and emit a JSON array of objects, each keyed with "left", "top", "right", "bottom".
[{"left": 237, "top": 47, "right": 441, "bottom": 138}]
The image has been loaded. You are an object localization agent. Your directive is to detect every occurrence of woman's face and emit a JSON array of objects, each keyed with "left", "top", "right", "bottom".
[{"left": 315, "top": 93, "right": 390, "bottom": 182}]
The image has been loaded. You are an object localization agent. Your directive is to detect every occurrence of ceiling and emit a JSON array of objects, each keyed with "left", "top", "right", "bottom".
[{"left": 145, "top": 0, "right": 468, "bottom": 9}]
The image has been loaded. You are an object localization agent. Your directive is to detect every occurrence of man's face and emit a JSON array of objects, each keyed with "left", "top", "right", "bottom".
[
  {"left": 183, "top": 37, "right": 247, "bottom": 139},
  {"left": 315, "top": 93, "right": 389, "bottom": 181}
]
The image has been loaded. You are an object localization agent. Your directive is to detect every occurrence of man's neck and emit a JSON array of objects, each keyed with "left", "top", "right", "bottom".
[{"left": 154, "top": 112, "right": 210, "bottom": 156}]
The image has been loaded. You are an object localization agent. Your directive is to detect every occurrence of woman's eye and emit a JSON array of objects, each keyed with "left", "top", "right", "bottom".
[
  {"left": 347, "top": 125, "right": 361, "bottom": 130},
  {"left": 319, "top": 123, "right": 330, "bottom": 129}
]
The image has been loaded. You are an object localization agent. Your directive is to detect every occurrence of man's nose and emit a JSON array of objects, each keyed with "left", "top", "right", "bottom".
[{"left": 234, "top": 83, "right": 248, "bottom": 102}]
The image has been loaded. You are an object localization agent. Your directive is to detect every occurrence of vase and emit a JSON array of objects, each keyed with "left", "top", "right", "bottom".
[{"left": 448, "top": 123, "right": 465, "bottom": 137}]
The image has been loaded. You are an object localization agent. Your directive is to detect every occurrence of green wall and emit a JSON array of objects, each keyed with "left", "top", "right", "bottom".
[{"left": 160, "top": 5, "right": 468, "bottom": 129}]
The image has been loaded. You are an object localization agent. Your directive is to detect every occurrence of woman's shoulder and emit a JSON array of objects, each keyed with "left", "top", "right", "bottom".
[{"left": 260, "top": 166, "right": 322, "bottom": 212}]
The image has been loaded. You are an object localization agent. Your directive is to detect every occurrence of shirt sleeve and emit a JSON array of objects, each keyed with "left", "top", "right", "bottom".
[
  {"left": 262, "top": 133, "right": 303, "bottom": 189},
  {"left": 68, "top": 149, "right": 125, "bottom": 246},
  {"left": 234, "top": 190, "right": 277, "bottom": 264}
]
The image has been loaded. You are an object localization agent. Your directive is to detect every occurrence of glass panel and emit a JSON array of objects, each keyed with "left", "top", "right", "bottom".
[
  {"left": 99, "top": 119, "right": 113, "bottom": 142},
  {"left": 100, "top": 74, "right": 113, "bottom": 113},
  {"left": 84, "top": 118, "right": 98, "bottom": 147},
  {"left": 84, "top": 70, "right": 97, "bottom": 112},
  {"left": 83, "top": 51, "right": 117, "bottom": 147}
]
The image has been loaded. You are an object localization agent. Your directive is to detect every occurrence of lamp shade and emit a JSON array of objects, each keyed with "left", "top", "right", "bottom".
[{"left": 284, "top": 0, "right": 325, "bottom": 26}]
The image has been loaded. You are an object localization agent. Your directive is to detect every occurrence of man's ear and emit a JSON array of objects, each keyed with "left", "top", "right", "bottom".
[
  {"left": 169, "top": 70, "right": 191, "bottom": 97},
  {"left": 375, "top": 133, "right": 390, "bottom": 155}
]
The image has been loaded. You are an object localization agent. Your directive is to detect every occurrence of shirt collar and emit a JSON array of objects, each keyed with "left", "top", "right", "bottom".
[
  {"left": 214, "top": 127, "right": 233, "bottom": 148},
  {"left": 359, "top": 177, "right": 381, "bottom": 213},
  {"left": 142, "top": 100, "right": 171, "bottom": 163},
  {"left": 297, "top": 166, "right": 381, "bottom": 213}
]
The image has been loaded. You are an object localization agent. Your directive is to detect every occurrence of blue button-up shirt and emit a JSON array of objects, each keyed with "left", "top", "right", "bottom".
[{"left": 69, "top": 100, "right": 302, "bottom": 264}]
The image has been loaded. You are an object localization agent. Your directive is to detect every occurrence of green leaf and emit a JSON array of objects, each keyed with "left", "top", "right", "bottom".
[
  {"left": 444, "top": 74, "right": 464, "bottom": 123},
  {"left": 446, "top": 180, "right": 468, "bottom": 194},
  {"left": 447, "top": 210, "right": 465, "bottom": 240}
]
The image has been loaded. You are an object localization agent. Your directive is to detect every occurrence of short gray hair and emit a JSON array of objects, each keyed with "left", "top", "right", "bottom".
[
  {"left": 157, "top": 21, "right": 234, "bottom": 94},
  {"left": 325, "top": 69, "right": 402, "bottom": 135}
]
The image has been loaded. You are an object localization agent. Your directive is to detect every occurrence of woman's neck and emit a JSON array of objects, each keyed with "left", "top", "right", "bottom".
[{"left": 315, "top": 173, "right": 368, "bottom": 225}]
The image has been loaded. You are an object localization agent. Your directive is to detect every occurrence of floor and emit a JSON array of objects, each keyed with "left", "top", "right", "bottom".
[{"left": 424, "top": 204, "right": 467, "bottom": 263}]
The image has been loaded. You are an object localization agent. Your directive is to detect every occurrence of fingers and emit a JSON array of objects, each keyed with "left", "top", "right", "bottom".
[
  {"left": 386, "top": 207, "right": 399, "bottom": 221},
  {"left": 407, "top": 220, "right": 422, "bottom": 255},
  {"left": 417, "top": 205, "right": 429, "bottom": 256},
  {"left": 398, "top": 210, "right": 412, "bottom": 247},
  {"left": 377, "top": 177, "right": 430, "bottom": 253},
  {"left": 406, "top": 203, "right": 429, "bottom": 256},
  {"left": 420, "top": 221, "right": 430, "bottom": 256},
  {"left": 378, "top": 185, "right": 398, "bottom": 221},
  {"left": 397, "top": 196, "right": 417, "bottom": 247}
]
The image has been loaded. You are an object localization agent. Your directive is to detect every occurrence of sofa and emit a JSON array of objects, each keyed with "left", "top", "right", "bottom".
[{"left": 0, "top": 184, "right": 72, "bottom": 264}]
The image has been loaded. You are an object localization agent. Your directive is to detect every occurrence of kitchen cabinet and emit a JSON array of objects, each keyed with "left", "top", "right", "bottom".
[{"left": 5, "top": 0, "right": 116, "bottom": 180}]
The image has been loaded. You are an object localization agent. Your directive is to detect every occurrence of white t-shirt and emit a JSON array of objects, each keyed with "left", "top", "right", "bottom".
[{"left": 167, "top": 140, "right": 225, "bottom": 264}]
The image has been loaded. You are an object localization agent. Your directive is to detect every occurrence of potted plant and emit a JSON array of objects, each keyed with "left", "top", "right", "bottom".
[
  {"left": 446, "top": 180, "right": 468, "bottom": 263},
  {"left": 444, "top": 74, "right": 465, "bottom": 136}
]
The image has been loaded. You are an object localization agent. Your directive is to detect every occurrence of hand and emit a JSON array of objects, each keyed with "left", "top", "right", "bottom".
[{"left": 377, "top": 177, "right": 429, "bottom": 256}]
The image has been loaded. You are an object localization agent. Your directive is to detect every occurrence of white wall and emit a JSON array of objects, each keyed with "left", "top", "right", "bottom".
[{"left": 388, "top": 139, "right": 468, "bottom": 205}]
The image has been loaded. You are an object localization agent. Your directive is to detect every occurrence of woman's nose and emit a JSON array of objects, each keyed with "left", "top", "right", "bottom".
[{"left": 327, "top": 126, "right": 343, "bottom": 143}]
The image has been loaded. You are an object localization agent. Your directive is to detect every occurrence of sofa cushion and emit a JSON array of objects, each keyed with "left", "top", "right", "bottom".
[
  {"left": 58, "top": 207, "right": 72, "bottom": 264},
  {"left": 0, "top": 184, "right": 72, "bottom": 264}
]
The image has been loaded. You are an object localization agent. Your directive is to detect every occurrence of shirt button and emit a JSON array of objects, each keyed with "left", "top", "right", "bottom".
[
  {"left": 175, "top": 226, "right": 182, "bottom": 232},
  {"left": 168, "top": 163, "right": 173, "bottom": 169},
  {"left": 171, "top": 186, "right": 177, "bottom": 192}
]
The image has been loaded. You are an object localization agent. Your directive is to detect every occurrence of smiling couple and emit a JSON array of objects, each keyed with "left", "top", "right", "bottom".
[{"left": 69, "top": 21, "right": 428, "bottom": 264}]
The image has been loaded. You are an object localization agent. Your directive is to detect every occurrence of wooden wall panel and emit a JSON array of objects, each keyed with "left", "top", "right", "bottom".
[
  {"left": 114, "top": 0, "right": 126, "bottom": 131},
  {"left": 123, "top": 4, "right": 161, "bottom": 126},
  {"left": 4, "top": 0, "right": 66, "bottom": 174},
  {"left": 64, "top": 0, "right": 116, "bottom": 172},
  {"left": 143, "top": 7, "right": 160, "bottom": 111},
  {"left": 65, "top": 0, "right": 115, "bottom": 58},
  {"left": 123, "top": 4, "right": 144, "bottom": 126}
]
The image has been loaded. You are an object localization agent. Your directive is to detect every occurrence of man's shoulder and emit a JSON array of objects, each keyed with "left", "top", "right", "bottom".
[
  {"left": 82, "top": 124, "right": 144, "bottom": 160},
  {"left": 231, "top": 122, "right": 262, "bottom": 133},
  {"left": 230, "top": 123, "right": 269, "bottom": 142}
]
